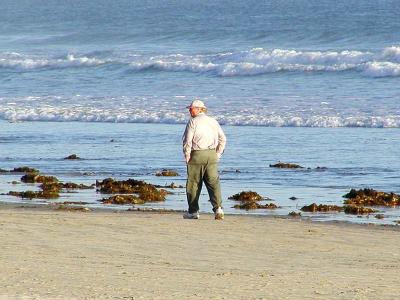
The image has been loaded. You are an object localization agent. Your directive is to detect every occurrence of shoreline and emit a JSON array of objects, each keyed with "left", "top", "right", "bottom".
[
  {"left": 1, "top": 204, "right": 399, "bottom": 299},
  {"left": 1, "top": 201, "right": 400, "bottom": 231},
  {"left": 1, "top": 198, "right": 400, "bottom": 231}
]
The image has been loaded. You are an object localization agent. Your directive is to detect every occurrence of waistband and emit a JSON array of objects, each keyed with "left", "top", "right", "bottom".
[{"left": 192, "top": 148, "right": 216, "bottom": 152}]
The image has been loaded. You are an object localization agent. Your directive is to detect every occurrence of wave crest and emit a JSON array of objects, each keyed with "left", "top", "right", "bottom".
[
  {"left": 1, "top": 105, "right": 399, "bottom": 128},
  {"left": 364, "top": 61, "right": 400, "bottom": 77},
  {"left": 2, "top": 46, "right": 400, "bottom": 77},
  {"left": 0, "top": 53, "right": 108, "bottom": 70},
  {"left": 382, "top": 46, "right": 400, "bottom": 62}
]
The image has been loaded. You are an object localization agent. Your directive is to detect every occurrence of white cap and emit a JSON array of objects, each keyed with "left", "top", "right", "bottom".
[{"left": 186, "top": 99, "right": 207, "bottom": 109}]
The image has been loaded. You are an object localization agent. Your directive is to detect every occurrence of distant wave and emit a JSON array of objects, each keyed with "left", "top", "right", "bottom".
[
  {"left": 0, "top": 53, "right": 108, "bottom": 70},
  {"left": 1, "top": 47, "right": 400, "bottom": 77},
  {"left": 1, "top": 106, "right": 399, "bottom": 128},
  {"left": 382, "top": 46, "right": 400, "bottom": 62},
  {"left": 363, "top": 62, "right": 400, "bottom": 77}
]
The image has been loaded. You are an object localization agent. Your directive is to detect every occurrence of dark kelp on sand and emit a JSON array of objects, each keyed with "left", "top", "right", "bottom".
[
  {"left": 161, "top": 182, "right": 184, "bottom": 189},
  {"left": 288, "top": 211, "right": 301, "bottom": 217},
  {"left": 8, "top": 172, "right": 95, "bottom": 200},
  {"left": 233, "top": 202, "right": 278, "bottom": 210},
  {"left": 8, "top": 190, "right": 60, "bottom": 199},
  {"left": 229, "top": 191, "right": 264, "bottom": 202},
  {"left": 299, "top": 188, "right": 399, "bottom": 216},
  {"left": 343, "top": 188, "right": 400, "bottom": 206},
  {"left": 155, "top": 169, "right": 179, "bottom": 177},
  {"left": 56, "top": 204, "right": 90, "bottom": 212},
  {"left": 21, "top": 173, "right": 58, "bottom": 184},
  {"left": 101, "top": 195, "right": 146, "bottom": 205},
  {"left": 230, "top": 191, "right": 277, "bottom": 210},
  {"left": 343, "top": 205, "right": 377, "bottom": 215},
  {"left": 96, "top": 178, "right": 166, "bottom": 203},
  {"left": 299, "top": 203, "right": 377, "bottom": 215},
  {"left": 301, "top": 203, "right": 343, "bottom": 213}
]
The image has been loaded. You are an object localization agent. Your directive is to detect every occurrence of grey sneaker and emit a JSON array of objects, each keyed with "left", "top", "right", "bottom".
[
  {"left": 214, "top": 207, "right": 224, "bottom": 220},
  {"left": 183, "top": 211, "right": 200, "bottom": 219}
]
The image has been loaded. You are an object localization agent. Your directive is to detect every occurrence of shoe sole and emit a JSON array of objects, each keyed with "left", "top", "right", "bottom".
[{"left": 183, "top": 215, "right": 199, "bottom": 219}]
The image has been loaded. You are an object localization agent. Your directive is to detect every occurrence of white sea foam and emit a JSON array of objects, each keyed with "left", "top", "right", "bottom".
[
  {"left": 127, "top": 47, "right": 400, "bottom": 77},
  {"left": 128, "top": 48, "right": 370, "bottom": 76},
  {"left": 0, "top": 53, "right": 108, "bottom": 70},
  {"left": 363, "top": 61, "right": 400, "bottom": 77},
  {"left": 1, "top": 104, "right": 399, "bottom": 128},
  {"left": 2, "top": 47, "right": 400, "bottom": 77},
  {"left": 382, "top": 46, "right": 400, "bottom": 62}
]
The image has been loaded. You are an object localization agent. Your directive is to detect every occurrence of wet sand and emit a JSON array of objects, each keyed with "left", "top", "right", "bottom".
[{"left": 0, "top": 205, "right": 399, "bottom": 299}]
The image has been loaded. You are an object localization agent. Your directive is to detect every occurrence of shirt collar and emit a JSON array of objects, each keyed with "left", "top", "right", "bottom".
[{"left": 195, "top": 112, "right": 205, "bottom": 117}]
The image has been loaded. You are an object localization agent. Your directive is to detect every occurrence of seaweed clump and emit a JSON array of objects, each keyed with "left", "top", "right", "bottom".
[
  {"left": 155, "top": 169, "right": 179, "bottom": 177},
  {"left": 163, "top": 182, "right": 184, "bottom": 189},
  {"left": 233, "top": 202, "right": 277, "bottom": 210},
  {"left": 64, "top": 154, "right": 80, "bottom": 160},
  {"left": 8, "top": 190, "right": 59, "bottom": 199},
  {"left": 343, "top": 188, "right": 400, "bottom": 206},
  {"left": 300, "top": 203, "right": 343, "bottom": 213},
  {"left": 21, "top": 173, "right": 59, "bottom": 184},
  {"left": 9, "top": 172, "right": 95, "bottom": 200},
  {"left": 96, "top": 178, "right": 166, "bottom": 202},
  {"left": 11, "top": 167, "right": 40, "bottom": 174},
  {"left": 269, "top": 162, "right": 303, "bottom": 169},
  {"left": 288, "top": 211, "right": 301, "bottom": 217},
  {"left": 39, "top": 182, "right": 94, "bottom": 194},
  {"left": 230, "top": 191, "right": 277, "bottom": 210},
  {"left": 229, "top": 191, "right": 263, "bottom": 202},
  {"left": 62, "top": 201, "right": 90, "bottom": 205},
  {"left": 9, "top": 173, "right": 60, "bottom": 199},
  {"left": 56, "top": 204, "right": 90, "bottom": 212},
  {"left": 1, "top": 166, "right": 40, "bottom": 174},
  {"left": 60, "top": 182, "right": 94, "bottom": 189},
  {"left": 343, "top": 205, "right": 377, "bottom": 215},
  {"left": 101, "top": 195, "right": 146, "bottom": 205},
  {"left": 40, "top": 182, "right": 62, "bottom": 194}
]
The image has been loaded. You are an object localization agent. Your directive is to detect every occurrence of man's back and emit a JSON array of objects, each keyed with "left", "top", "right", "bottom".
[{"left": 188, "top": 113, "right": 224, "bottom": 150}]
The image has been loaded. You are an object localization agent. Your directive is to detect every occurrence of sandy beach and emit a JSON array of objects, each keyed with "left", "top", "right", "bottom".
[{"left": 0, "top": 205, "right": 399, "bottom": 300}]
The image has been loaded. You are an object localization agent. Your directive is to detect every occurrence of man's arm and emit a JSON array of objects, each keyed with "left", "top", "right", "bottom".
[
  {"left": 216, "top": 123, "right": 226, "bottom": 159},
  {"left": 182, "top": 120, "right": 194, "bottom": 163}
]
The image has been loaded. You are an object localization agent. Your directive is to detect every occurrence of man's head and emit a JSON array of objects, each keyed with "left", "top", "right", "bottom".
[{"left": 187, "top": 99, "right": 207, "bottom": 117}]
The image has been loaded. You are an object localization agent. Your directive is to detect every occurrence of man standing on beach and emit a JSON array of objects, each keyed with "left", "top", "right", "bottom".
[{"left": 182, "top": 100, "right": 226, "bottom": 220}]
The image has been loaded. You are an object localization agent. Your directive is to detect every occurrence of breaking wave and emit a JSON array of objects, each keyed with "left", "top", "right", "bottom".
[
  {"left": 0, "top": 53, "right": 109, "bottom": 70},
  {"left": 2, "top": 46, "right": 400, "bottom": 77},
  {"left": 1, "top": 105, "right": 399, "bottom": 128}
]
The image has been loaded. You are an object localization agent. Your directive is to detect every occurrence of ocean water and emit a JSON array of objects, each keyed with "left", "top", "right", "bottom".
[
  {"left": 1, "top": 0, "right": 400, "bottom": 224},
  {"left": 1, "top": 0, "right": 400, "bottom": 126},
  {"left": 1, "top": 121, "right": 399, "bottom": 225}
]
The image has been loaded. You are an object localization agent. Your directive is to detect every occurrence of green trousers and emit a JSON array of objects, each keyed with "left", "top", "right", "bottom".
[{"left": 186, "top": 149, "right": 222, "bottom": 213}]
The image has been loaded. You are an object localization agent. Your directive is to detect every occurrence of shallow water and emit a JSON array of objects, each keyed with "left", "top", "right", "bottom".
[{"left": 1, "top": 121, "right": 399, "bottom": 225}]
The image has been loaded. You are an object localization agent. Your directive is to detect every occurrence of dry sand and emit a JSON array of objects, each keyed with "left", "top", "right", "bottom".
[{"left": 0, "top": 205, "right": 399, "bottom": 300}]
